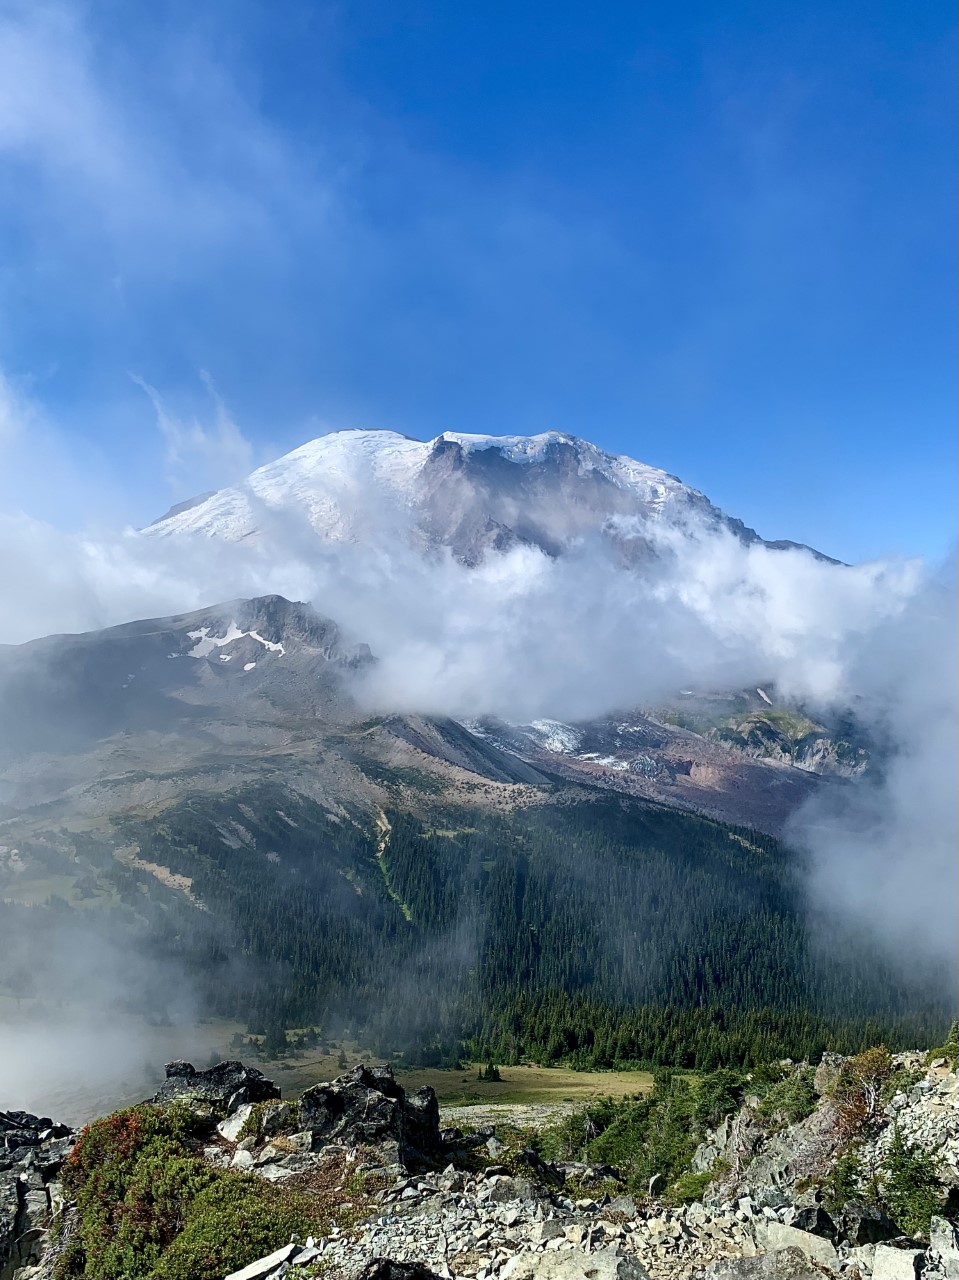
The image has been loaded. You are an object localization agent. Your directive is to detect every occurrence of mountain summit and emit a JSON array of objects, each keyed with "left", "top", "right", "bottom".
[{"left": 146, "top": 429, "right": 834, "bottom": 564}]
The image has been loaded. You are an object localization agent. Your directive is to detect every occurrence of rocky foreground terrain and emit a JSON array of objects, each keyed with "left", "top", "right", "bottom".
[{"left": 2, "top": 1051, "right": 956, "bottom": 1280}]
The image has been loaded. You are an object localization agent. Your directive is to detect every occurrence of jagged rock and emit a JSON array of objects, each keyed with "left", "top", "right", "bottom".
[
  {"left": 487, "top": 1176, "right": 540, "bottom": 1203},
  {"left": 152, "top": 1060, "right": 280, "bottom": 1116},
  {"left": 356, "top": 1262, "right": 446, "bottom": 1280},
  {"left": 752, "top": 1220, "right": 839, "bottom": 1270},
  {"left": 0, "top": 1110, "right": 74, "bottom": 1280},
  {"left": 500, "top": 1247, "right": 650, "bottom": 1279},
  {"left": 837, "top": 1201, "right": 899, "bottom": 1246},
  {"left": 259, "top": 1101, "right": 295, "bottom": 1137},
  {"left": 791, "top": 1205, "right": 835, "bottom": 1239},
  {"left": 701, "top": 1246, "right": 822, "bottom": 1279},
  {"left": 872, "top": 1244, "right": 924, "bottom": 1280},
  {"left": 608, "top": 1195, "right": 639, "bottom": 1217},
  {"left": 512, "top": 1148, "right": 565, "bottom": 1187},
  {"left": 297, "top": 1064, "right": 440, "bottom": 1167},
  {"left": 928, "top": 1217, "right": 959, "bottom": 1280}
]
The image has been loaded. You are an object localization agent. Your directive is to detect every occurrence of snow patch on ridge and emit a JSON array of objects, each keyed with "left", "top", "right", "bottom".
[{"left": 187, "top": 623, "right": 286, "bottom": 659}]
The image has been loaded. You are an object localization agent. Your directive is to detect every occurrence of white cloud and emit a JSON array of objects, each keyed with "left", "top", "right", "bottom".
[{"left": 131, "top": 372, "right": 257, "bottom": 495}]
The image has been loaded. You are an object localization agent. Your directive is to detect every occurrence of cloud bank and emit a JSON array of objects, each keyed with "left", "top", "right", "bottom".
[{"left": 0, "top": 388, "right": 953, "bottom": 982}]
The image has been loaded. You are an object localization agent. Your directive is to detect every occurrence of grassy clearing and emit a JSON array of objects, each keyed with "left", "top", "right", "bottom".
[
  {"left": 261, "top": 1048, "right": 653, "bottom": 1108},
  {"left": 399, "top": 1062, "right": 654, "bottom": 1107}
]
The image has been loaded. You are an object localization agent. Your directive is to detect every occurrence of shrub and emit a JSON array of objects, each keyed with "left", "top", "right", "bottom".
[
  {"left": 879, "top": 1126, "right": 943, "bottom": 1239},
  {"left": 153, "top": 1177, "right": 319, "bottom": 1280},
  {"left": 58, "top": 1104, "right": 212, "bottom": 1280},
  {"left": 57, "top": 1103, "right": 322, "bottom": 1280},
  {"left": 670, "top": 1170, "right": 714, "bottom": 1203},
  {"left": 755, "top": 1066, "right": 817, "bottom": 1128},
  {"left": 694, "top": 1069, "right": 743, "bottom": 1130},
  {"left": 834, "top": 1047, "right": 893, "bottom": 1140},
  {"left": 824, "top": 1145, "right": 864, "bottom": 1210}
]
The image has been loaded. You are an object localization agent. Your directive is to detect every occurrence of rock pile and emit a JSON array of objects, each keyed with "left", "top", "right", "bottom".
[
  {"left": 0, "top": 1109, "right": 73, "bottom": 1279},
  {"left": 203, "top": 1063, "right": 443, "bottom": 1183},
  {"left": 6, "top": 1054, "right": 957, "bottom": 1280}
]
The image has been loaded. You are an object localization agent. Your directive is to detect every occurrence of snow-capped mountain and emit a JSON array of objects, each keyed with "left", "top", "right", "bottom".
[{"left": 146, "top": 429, "right": 833, "bottom": 564}]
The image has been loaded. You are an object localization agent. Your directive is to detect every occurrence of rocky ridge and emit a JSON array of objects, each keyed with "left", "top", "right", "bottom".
[{"left": 5, "top": 1052, "right": 957, "bottom": 1280}]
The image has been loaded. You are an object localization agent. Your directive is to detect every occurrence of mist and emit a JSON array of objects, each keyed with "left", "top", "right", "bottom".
[{"left": 0, "top": 429, "right": 954, "bottom": 1115}]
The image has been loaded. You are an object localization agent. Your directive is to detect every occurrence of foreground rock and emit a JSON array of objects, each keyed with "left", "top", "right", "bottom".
[
  {"left": 152, "top": 1059, "right": 281, "bottom": 1115},
  {"left": 9, "top": 1052, "right": 959, "bottom": 1280},
  {"left": 298, "top": 1064, "right": 442, "bottom": 1167},
  {"left": 0, "top": 1109, "right": 73, "bottom": 1279}
]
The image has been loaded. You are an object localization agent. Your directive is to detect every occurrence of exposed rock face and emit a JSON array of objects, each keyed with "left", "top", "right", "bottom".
[
  {"left": 0, "top": 1109, "right": 73, "bottom": 1280},
  {"left": 297, "top": 1065, "right": 441, "bottom": 1167},
  {"left": 151, "top": 1059, "right": 281, "bottom": 1116},
  {"left": 695, "top": 1057, "right": 959, "bottom": 1211},
  {"left": 694, "top": 1096, "right": 846, "bottom": 1204}
]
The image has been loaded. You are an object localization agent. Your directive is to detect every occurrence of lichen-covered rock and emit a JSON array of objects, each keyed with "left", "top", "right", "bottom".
[
  {"left": 151, "top": 1059, "right": 281, "bottom": 1116},
  {"left": 927, "top": 1216, "right": 959, "bottom": 1280}
]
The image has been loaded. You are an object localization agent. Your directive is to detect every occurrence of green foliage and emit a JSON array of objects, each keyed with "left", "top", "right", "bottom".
[
  {"left": 153, "top": 1178, "right": 318, "bottom": 1280},
  {"left": 694, "top": 1068, "right": 744, "bottom": 1129},
  {"left": 57, "top": 1103, "right": 321, "bottom": 1280},
  {"left": 542, "top": 1068, "right": 748, "bottom": 1203},
  {"left": 755, "top": 1066, "right": 817, "bottom": 1127},
  {"left": 478, "top": 1062, "right": 502, "bottom": 1082},
  {"left": 824, "top": 1146, "right": 864, "bottom": 1211},
  {"left": 671, "top": 1170, "right": 714, "bottom": 1203},
  {"left": 58, "top": 1104, "right": 213, "bottom": 1280},
  {"left": 880, "top": 1127, "right": 943, "bottom": 1239}
]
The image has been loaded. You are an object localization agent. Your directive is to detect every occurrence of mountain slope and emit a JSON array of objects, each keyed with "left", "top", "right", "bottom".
[{"left": 145, "top": 429, "right": 838, "bottom": 565}]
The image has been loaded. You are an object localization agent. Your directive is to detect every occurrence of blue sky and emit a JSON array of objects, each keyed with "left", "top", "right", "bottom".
[{"left": 0, "top": 0, "right": 954, "bottom": 562}]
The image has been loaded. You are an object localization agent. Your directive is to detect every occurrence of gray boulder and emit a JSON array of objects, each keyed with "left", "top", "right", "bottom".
[
  {"left": 752, "top": 1220, "right": 839, "bottom": 1270},
  {"left": 837, "top": 1201, "right": 899, "bottom": 1246},
  {"left": 297, "top": 1064, "right": 440, "bottom": 1166},
  {"left": 927, "top": 1217, "right": 959, "bottom": 1280},
  {"left": 873, "top": 1244, "right": 924, "bottom": 1280}
]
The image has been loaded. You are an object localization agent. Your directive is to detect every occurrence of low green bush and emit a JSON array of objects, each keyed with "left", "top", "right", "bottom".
[
  {"left": 670, "top": 1170, "right": 714, "bottom": 1203},
  {"left": 755, "top": 1066, "right": 817, "bottom": 1128},
  {"left": 880, "top": 1126, "right": 943, "bottom": 1239},
  {"left": 540, "top": 1069, "right": 738, "bottom": 1203},
  {"left": 57, "top": 1103, "right": 323, "bottom": 1280},
  {"left": 153, "top": 1177, "right": 318, "bottom": 1280},
  {"left": 824, "top": 1145, "right": 864, "bottom": 1210}
]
